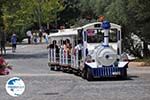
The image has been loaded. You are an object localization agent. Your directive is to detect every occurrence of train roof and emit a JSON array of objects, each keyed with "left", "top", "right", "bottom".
[
  {"left": 48, "top": 28, "right": 79, "bottom": 38},
  {"left": 81, "top": 22, "right": 121, "bottom": 30},
  {"left": 48, "top": 22, "right": 121, "bottom": 38}
]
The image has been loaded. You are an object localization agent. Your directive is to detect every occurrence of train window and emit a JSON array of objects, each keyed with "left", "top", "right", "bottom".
[
  {"left": 87, "top": 29, "right": 117, "bottom": 43},
  {"left": 87, "top": 29, "right": 103, "bottom": 43},
  {"left": 77, "top": 28, "right": 117, "bottom": 43},
  {"left": 86, "top": 29, "right": 95, "bottom": 36},
  {"left": 109, "top": 29, "right": 117, "bottom": 42},
  {"left": 77, "top": 28, "right": 84, "bottom": 41},
  {"left": 77, "top": 29, "right": 83, "bottom": 37},
  {"left": 94, "top": 24, "right": 101, "bottom": 28}
]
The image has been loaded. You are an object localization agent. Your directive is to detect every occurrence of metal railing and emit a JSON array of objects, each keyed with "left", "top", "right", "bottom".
[{"left": 48, "top": 48, "right": 80, "bottom": 69}]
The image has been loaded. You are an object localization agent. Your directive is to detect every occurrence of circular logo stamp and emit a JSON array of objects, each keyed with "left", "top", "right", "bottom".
[{"left": 5, "top": 77, "right": 25, "bottom": 97}]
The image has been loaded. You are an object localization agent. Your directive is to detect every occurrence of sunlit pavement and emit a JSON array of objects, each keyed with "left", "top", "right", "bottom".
[{"left": 0, "top": 44, "right": 150, "bottom": 100}]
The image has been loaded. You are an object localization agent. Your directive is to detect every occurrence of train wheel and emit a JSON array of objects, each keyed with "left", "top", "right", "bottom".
[
  {"left": 121, "top": 69, "right": 127, "bottom": 79},
  {"left": 81, "top": 68, "right": 86, "bottom": 79},
  {"left": 48, "top": 63, "right": 54, "bottom": 71},
  {"left": 50, "top": 66, "right": 55, "bottom": 70},
  {"left": 54, "top": 66, "right": 57, "bottom": 71},
  {"left": 86, "top": 68, "right": 93, "bottom": 81},
  {"left": 123, "top": 69, "right": 127, "bottom": 77},
  {"left": 56, "top": 66, "right": 61, "bottom": 71},
  {"left": 62, "top": 67, "right": 67, "bottom": 72},
  {"left": 77, "top": 70, "right": 81, "bottom": 76},
  {"left": 67, "top": 68, "right": 73, "bottom": 74}
]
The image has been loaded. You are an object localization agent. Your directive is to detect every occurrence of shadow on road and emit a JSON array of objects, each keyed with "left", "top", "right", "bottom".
[
  {"left": 88, "top": 75, "right": 139, "bottom": 82},
  {"left": 3, "top": 52, "right": 48, "bottom": 59},
  {"left": 40, "top": 92, "right": 59, "bottom": 96},
  {"left": 50, "top": 69, "right": 139, "bottom": 82}
]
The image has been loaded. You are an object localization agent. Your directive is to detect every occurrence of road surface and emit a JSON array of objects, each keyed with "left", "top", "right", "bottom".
[{"left": 0, "top": 44, "right": 150, "bottom": 100}]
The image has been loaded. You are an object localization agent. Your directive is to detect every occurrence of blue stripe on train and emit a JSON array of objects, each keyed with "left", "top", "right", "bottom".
[{"left": 91, "top": 67, "right": 126, "bottom": 77}]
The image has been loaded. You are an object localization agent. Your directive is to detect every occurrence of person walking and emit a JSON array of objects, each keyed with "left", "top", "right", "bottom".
[
  {"left": 11, "top": 34, "right": 17, "bottom": 52},
  {"left": 43, "top": 32, "right": 49, "bottom": 45},
  {"left": 33, "top": 32, "right": 38, "bottom": 44},
  {"left": 0, "top": 29, "right": 6, "bottom": 55},
  {"left": 39, "top": 29, "right": 43, "bottom": 43},
  {"left": 26, "top": 30, "right": 32, "bottom": 44}
]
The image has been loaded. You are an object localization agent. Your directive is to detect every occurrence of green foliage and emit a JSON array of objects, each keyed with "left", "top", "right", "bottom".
[
  {"left": 127, "top": 0, "right": 150, "bottom": 42},
  {"left": 105, "top": 0, "right": 128, "bottom": 25},
  {"left": 95, "top": 0, "right": 112, "bottom": 16},
  {"left": 57, "top": 0, "right": 81, "bottom": 27},
  {"left": 77, "top": 0, "right": 150, "bottom": 57},
  {"left": 0, "top": 0, "right": 150, "bottom": 57},
  {"left": 0, "top": 0, "right": 64, "bottom": 41},
  {"left": 79, "top": 0, "right": 96, "bottom": 17}
]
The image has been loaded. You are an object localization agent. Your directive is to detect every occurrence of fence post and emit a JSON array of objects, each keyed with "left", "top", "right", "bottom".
[
  {"left": 76, "top": 50, "right": 79, "bottom": 68},
  {"left": 48, "top": 49, "right": 50, "bottom": 62},
  {"left": 62, "top": 50, "right": 65, "bottom": 64},
  {"left": 71, "top": 50, "right": 73, "bottom": 67},
  {"left": 54, "top": 49, "right": 56, "bottom": 62},
  {"left": 59, "top": 48, "right": 61, "bottom": 64},
  {"left": 66, "top": 52, "right": 68, "bottom": 65},
  {"left": 50, "top": 49, "right": 53, "bottom": 62}
]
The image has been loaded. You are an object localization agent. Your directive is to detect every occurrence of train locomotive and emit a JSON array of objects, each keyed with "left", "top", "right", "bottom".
[
  {"left": 48, "top": 21, "right": 128, "bottom": 81},
  {"left": 82, "top": 21, "right": 128, "bottom": 80}
]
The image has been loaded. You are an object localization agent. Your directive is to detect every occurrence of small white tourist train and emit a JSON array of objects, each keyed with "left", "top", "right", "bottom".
[{"left": 48, "top": 21, "right": 128, "bottom": 81}]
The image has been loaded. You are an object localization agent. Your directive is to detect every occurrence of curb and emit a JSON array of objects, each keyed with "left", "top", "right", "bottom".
[{"left": 129, "top": 62, "right": 150, "bottom": 67}]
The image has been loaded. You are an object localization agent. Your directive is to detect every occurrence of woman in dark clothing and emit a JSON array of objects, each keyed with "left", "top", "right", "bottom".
[
  {"left": 11, "top": 34, "right": 17, "bottom": 52},
  {"left": 0, "top": 31, "right": 6, "bottom": 55}
]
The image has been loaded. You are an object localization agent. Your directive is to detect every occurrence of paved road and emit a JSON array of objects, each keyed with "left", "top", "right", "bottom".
[{"left": 0, "top": 44, "right": 150, "bottom": 100}]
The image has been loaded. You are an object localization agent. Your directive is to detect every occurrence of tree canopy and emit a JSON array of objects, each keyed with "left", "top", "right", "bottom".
[
  {"left": 1, "top": 0, "right": 63, "bottom": 40},
  {"left": 0, "top": 0, "right": 150, "bottom": 57}
]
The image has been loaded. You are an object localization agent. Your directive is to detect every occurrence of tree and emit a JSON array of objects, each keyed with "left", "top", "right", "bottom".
[
  {"left": 0, "top": 0, "right": 4, "bottom": 28},
  {"left": 105, "top": 0, "right": 128, "bottom": 25},
  {"left": 79, "top": 0, "right": 96, "bottom": 18},
  {"left": 1, "top": 0, "right": 63, "bottom": 41},
  {"left": 24, "top": 0, "right": 63, "bottom": 29},
  {"left": 127, "top": 0, "right": 150, "bottom": 57},
  {"left": 57, "top": 0, "right": 81, "bottom": 28},
  {"left": 94, "top": 0, "right": 112, "bottom": 17}
]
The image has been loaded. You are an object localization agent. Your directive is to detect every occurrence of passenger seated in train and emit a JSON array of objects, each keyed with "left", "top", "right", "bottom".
[
  {"left": 47, "top": 40, "right": 59, "bottom": 51},
  {"left": 59, "top": 39, "right": 64, "bottom": 48},
  {"left": 64, "top": 39, "right": 72, "bottom": 56},
  {"left": 74, "top": 39, "right": 88, "bottom": 60},
  {"left": 47, "top": 40, "right": 59, "bottom": 57}
]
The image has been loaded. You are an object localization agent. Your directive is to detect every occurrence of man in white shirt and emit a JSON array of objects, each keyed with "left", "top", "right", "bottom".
[
  {"left": 75, "top": 39, "right": 88, "bottom": 60},
  {"left": 26, "top": 30, "right": 32, "bottom": 44}
]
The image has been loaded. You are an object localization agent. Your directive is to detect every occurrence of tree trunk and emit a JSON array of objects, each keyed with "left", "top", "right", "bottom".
[
  {"left": 143, "top": 40, "right": 149, "bottom": 57},
  {"left": 37, "top": 1, "right": 42, "bottom": 29},
  {"left": 47, "top": 22, "right": 49, "bottom": 30}
]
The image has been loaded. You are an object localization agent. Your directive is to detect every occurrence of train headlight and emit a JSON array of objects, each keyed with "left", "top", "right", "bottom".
[
  {"left": 85, "top": 55, "right": 92, "bottom": 63},
  {"left": 120, "top": 52, "right": 129, "bottom": 61}
]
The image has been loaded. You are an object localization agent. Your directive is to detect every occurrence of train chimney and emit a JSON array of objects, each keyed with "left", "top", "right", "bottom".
[{"left": 101, "top": 21, "right": 111, "bottom": 46}]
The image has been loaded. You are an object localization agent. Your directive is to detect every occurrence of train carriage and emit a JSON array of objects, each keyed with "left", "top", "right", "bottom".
[{"left": 48, "top": 21, "right": 128, "bottom": 81}]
